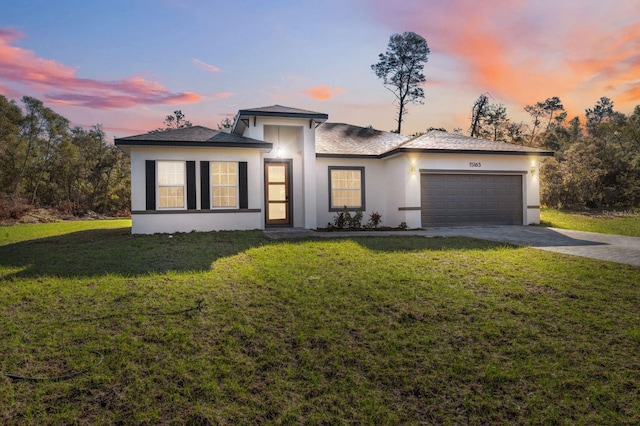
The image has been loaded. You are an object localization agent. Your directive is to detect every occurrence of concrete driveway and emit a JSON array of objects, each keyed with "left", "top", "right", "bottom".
[{"left": 265, "top": 226, "right": 640, "bottom": 267}]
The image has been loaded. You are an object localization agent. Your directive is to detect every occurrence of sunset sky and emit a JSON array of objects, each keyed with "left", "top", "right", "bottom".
[{"left": 1, "top": 0, "right": 639, "bottom": 140}]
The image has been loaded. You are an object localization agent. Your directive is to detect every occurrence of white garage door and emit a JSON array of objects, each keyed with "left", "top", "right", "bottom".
[{"left": 420, "top": 174, "right": 523, "bottom": 226}]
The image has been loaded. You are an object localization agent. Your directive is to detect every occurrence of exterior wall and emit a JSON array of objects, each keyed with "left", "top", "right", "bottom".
[
  {"left": 383, "top": 155, "right": 418, "bottom": 227},
  {"left": 244, "top": 117, "right": 317, "bottom": 229},
  {"left": 397, "top": 152, "right": 542, "bottom": 227},
  {"left": 132, "top": 212, "right": 260, "bottom": 234},
  {"left": 129, "top": 145, "right": 263, "bottom": 234},
  {"left": 316, "top": 153, "right": 543, "bottom": 229},
  {"left": 315, "top": 157, "right": 389, "bottom": 228},
  {"left": 127, "top": 131, "right": 544, "bottom": 233},
  {"left": 526, "top": 160, "right": 541, "bottom": 224}
]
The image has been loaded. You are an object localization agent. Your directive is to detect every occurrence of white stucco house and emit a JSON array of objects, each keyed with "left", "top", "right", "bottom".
[{"left": 115, "top": 105, "right": 553, "bottom": 234}]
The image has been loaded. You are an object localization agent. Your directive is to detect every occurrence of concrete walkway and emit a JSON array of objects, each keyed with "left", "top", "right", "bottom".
[{"left": 264, "top": 226, "right": 640, "bottom": 267}]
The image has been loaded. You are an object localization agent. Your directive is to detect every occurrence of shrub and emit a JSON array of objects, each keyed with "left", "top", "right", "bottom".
[
  {"left": 333, "top": 209, "right": 347, "bottom": 229},
  {"left": 0, "top": 196, "right": 33, "bottom": 220},
  {"left": 366, "top": 211, "right": 382, "bottom": 228},
  {"left": 332, "top": 207, "right": 364, "bottom": 229},
  {"left": 348, "top": 209, "right": 363, "bottom": 228}
]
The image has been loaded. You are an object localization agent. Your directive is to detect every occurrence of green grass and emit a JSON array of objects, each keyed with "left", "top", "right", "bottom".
[
  {"left": 1, "top": 221, "right": 639, "bottom": 424},
  {"left": 0, "top": 219, "right": 132, "bottom": 246},
  {"left": 541, "top": 207, "right": 640, "bottom": 237}
]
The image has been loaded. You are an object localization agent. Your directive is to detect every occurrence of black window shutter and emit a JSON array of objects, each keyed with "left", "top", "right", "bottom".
[
  {"left": 239, "top": 162, "right": 248, "bottom": 209},
  {"left": 200, "top": 161, "right": 210, "bottom": 209},
  {"left": 186, "top": 161, "right": 196, "bottom": 210},
  {"left": 145, "top": 160, "right": 156, "bottom": 210}
]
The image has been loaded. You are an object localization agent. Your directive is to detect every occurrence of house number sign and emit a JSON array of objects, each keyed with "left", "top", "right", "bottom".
[{"left": 469, "top": 162, "right": 482, "bottom": 167}]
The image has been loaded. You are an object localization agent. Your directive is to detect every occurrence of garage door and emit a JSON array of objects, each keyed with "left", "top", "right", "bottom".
[{"left": 420, "top": 174, "right": 523, "bottom": 226}]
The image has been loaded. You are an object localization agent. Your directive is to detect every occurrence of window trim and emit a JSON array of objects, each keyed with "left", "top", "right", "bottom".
[
  {"left": 157, "top": 160, "right": 187, "bottom": 210},
  {"left": 210, "top": 161, "right": 239, "bottom": 209},
  {"left": 328, "top": 166, "right": 365, "bottom": 212}
]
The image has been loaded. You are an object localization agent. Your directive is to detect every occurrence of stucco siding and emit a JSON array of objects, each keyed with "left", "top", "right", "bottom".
[
  {"left": 315, "top": 157, "right": 387, "bottom": 228},
  {"left": 131, "top": 211, "right": 261, "bottom": 234},
  {"left": 118, "top": 107, "right": 551, "bottom": 234},
  {"left": 129, "top": 146, "right": 263, "bottom": 233}
]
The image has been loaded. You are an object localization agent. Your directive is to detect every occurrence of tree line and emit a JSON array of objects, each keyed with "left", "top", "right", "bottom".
[
  {"left": 0, "top": 95, "right": 130, "bottom": 219},
  {"left": 463, "top": 94, "right": 640, "bottom": 208},
  {"left": 538, "top": 98, "right": 640, "bottom": 209}
]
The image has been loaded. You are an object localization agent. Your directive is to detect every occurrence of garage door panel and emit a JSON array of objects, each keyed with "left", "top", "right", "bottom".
[{"left": 421, "top": 174, "right": 523, "bottom": 226}]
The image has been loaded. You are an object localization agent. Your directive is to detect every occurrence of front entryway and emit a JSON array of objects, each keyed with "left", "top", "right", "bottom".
[{"left": 265, "top": 160, "right": 292, "bottom": 226}]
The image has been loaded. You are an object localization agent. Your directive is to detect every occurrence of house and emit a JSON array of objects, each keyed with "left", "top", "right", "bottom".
[{"left": 115, "top": 105, "right": 553, "bottom": 234}]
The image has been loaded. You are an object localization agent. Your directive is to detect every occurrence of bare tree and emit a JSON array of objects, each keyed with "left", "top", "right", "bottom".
[
  {"left": 524, "top": 102, "right": 545, "bottom": 144},
  {"left": 469, "top": 94, "right": 489, "bottom": 137}
]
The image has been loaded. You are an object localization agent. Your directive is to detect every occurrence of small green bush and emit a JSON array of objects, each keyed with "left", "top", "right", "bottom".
[{"left": 366, "top": 211, "right": 382, "bottom": 229}]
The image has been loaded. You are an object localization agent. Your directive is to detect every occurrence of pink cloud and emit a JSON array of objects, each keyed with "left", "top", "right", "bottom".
[
  {"left": 0, "top": 27, "right": 201, "bottom": 109},
  {"left": 0, "top": 80, "right": 21, "bottom": 99},
  {"left": 213, "top": 91, "right": 233, "bottom": 99},
  {"left": 46, "top": 91, "right": 199, "bottom": 109},
  {"left": 304, "top": 85, "right": 345, "bottom": 101},
  {"left": 621, "top": 84, "right": 640, "bottom": 102},
  {"left": 193, "top": 58, "right": 221, "bottom": 73},
  {"left": 566, "top": 23, "right": 640, "bottom": 86},
  {"left": 365, "top": 0, "right": 640, "bottom": 112}
]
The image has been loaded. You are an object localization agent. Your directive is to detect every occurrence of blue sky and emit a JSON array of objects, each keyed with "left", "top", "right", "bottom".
[{"left": 1, "top": 0, "right": 639, "bottom": 139}]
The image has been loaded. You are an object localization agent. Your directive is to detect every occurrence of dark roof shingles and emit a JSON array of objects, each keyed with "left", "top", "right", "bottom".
[
  {"left": 240, "top": 105, "right": 325, "bottom": 115},
  {"left": 316, "top": 123, "right": 409, "bottom": 156},
  {"left": 317, "top": 127, "right": 553, "bottom": 156},
  {"left": 400, "top": 131, "right": 553, "bottom": 154},
  {"left": 115, "top": 125, "right": 269, "bottom": 146},
  {"left": 237, "top": 105, "right": 328, "bottom": 119}
]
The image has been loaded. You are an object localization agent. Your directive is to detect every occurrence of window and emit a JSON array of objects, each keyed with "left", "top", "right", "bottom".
[
  {"left": 211, "top": 162, "right": 238, "bottom": 207},
  {"left": 329, "top": 166, "right": 365, "bottom": 210},
  {"left": 157, "top": 161, "right": 185, "bottom": 208}
]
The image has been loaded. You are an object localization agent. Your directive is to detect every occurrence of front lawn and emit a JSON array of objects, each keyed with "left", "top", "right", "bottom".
[
  {"left": 541, "top": 207, "right": 640, "bottom": 237},
  {"left": 1, "top": 221, "right": 638, "bottom": 424},
  {"left": 0, "top": 219, "right": 131, "bottom": 246}
]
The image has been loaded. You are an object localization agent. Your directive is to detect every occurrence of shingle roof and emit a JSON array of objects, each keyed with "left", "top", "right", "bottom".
[
  {"left": 116, "top": 126, "right": 217, "bottom": 142},
  {"left": 398, "top": 131, "right": 553, "bottom": 155},
  {"left": 316, "top": 127, "right": 553, "bottom": 157},
  {"left": 316, "top": 123, "right": 409, "bottom": 156},
  {"left": 114, "top": 125, "right": 272, "bottom": 152},
  {"left": 115, "top": 122, "right": 553, "bottom": 158},
  {"left": 232, "top": 105, "right": 329, "bottom": 135},
  {"left": 238, "top": 105, "right": 328, "bottom": 119}
]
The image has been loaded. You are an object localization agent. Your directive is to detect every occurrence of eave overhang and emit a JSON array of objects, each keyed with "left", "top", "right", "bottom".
[
  {"left": 316, "top": 148, "right": 555, "bottom": 159},
  {"left": 114, "top": 139, "right": 273, "bottom": 155}
]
